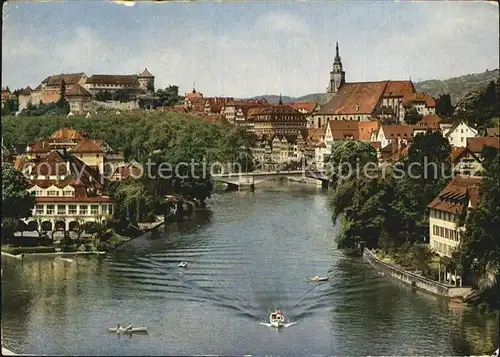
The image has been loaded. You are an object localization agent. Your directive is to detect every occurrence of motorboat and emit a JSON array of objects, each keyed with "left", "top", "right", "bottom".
[
  {"left": 269, "top": 312, "right": 285, "bottom": 328},
  {"left": 178, "top": 261, "right": 188, "bottom": 268},
  {"left": 491, "top": 348, "right": 499, "bottom": 357},
  {"left": 108, "top": 327, "right": 148, "bottom": 334},
  {"left": 307, "top": 275, "right": 329, "bottom": 282}
]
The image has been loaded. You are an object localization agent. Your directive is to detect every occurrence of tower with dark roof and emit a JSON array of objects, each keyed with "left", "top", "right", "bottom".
[
  {"left": 326, "top": 42, "right": 346, "bottom": 101},
  {"left": 138, "top": 68, "right": 155, "bottom": 93}
]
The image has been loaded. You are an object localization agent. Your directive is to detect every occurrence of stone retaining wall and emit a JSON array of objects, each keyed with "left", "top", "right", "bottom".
[{"left": 363, "top": 248, "right": 472, "bottom": 299}]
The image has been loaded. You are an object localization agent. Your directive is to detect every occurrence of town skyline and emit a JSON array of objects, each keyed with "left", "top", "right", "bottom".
[{"left": 2, "top": 1, "right": 498, "bottom": 97}]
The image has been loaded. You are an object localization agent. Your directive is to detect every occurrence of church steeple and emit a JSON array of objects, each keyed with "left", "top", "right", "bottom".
[
  {"left": 326, "top": 41, "right": 346, "bottom": 101},
  {"left": 278, "top": 93, "right": 283, "bottom": 105},
  {"left": 334, "top": 42, "right": 341, "bottom": 64}
]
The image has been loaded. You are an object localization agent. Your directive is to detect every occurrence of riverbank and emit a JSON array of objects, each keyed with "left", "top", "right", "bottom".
[
  {"left": 1, "top": 250, "right": 106, "bottom": 260},
  {"left": 106, "top": 216, "right": 166, "bottom": 251},
  {"left": 363, "top": 248, "right": 473, "bottom": 301}
]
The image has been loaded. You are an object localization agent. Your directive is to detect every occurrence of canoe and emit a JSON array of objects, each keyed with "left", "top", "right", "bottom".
[
  {"left": 108, "top": 327, "right": 148, "bottom": 333},
  {"left": 307, "top": 276, "right": 329, "bottom": 282}
]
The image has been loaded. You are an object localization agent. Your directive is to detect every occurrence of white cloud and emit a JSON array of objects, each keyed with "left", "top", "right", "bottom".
[
  {"left": 1, "top": 2, "right": 498, "bottom": 98},
  {"left": 254, "top": 12, "right": 310, "bottom": 36}
]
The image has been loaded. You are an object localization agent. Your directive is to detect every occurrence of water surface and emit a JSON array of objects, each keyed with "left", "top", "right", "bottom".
[{"left": 1, "top": 185, "right": 498, "bottom": 355}]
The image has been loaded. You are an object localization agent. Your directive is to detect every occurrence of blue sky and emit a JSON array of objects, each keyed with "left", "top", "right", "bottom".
[{"left": 2, "top": 0, "right": 498, "bottom": 97}]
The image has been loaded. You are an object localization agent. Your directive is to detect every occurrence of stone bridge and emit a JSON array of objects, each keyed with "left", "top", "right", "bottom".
[{"left": 212, "top": 170, "right": 329, "bottom": 191}]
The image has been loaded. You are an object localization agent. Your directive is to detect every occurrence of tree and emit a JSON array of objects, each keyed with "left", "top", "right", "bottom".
[
  {"left": 55, "top": 80, "right": 70, "bottom": 114},
  {"left": 435, "top": 93, "right": 454, "bottom": 118},
  {"left": 113, "top": 89, "right": 137, "bottom": 103},
  {"left": 458, "top": 146, "right": 500, "bottom": 279},
  {"left": 155, "top": 85, "right": 182, "bottom": 107},
  {"left": 95, "top": 91, "right": 112, "bottom": 102},
  {"left": 72, "top": 218, "right": 87, "bottom": 250},
  {"left": 327, "top": 140, "right": 378, "bottom": 187},
  {"left": 404, "top": 106, "right": 423, "bottom": 125},
  {"left": 2, "top": 163, "right": 35, "bottom": 221}
]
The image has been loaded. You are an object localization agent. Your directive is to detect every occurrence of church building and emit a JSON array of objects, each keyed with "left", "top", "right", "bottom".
[{"left": 313, "top": 43, "right": 435, "bottom": 128}]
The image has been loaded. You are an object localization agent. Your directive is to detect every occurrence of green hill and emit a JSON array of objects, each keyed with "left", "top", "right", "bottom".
[{"left": 414, "top": 69, "right": 499, "bottom": 105}]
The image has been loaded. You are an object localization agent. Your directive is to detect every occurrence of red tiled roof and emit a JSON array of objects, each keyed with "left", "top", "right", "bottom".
[
  {"left": 138, "top": 68, "right": 154, "bottom": 77},
  {"left": 450, "top": 146, "right": 468, "bottom": 163},
  {"left": 42, "top": 73, "right": 85, "bottom": 86},
  {"left": 318, "top": 81, "right": 388, "bottom": 115},
  {"left": 185, "top": 91, "right": 203, "bottom": 101},
  {"left": 327, "top": 120, "right": 359, "bottom": 140},
  {"left": 249, "top": 104, "right": 305, "bottom": 120},
  {"left": 66, "top": 83, "right": 92, "bottom": 97},
  {"left": 402, "top": 92, "right": 436, "bottom": 107},
  {"left": 289, "top": 102, "right": 318, "bottom": 114},
  {"left": 467, "top": 137, "right": 500, "bottom": 153},
  {"left": 427, "top": 175, "right": 482, "bottom": 214},
  {"left": 383, "top": 80, "right": 415, "bottom": 98},
  {"left": 380, "top": 124, "right": 414, "bottom": 139},
  {"left": 30, "top": 151, "right": 102, "bottom": 186},
  {"left": 71, "top": 139, "right": 103, "bottom": 154},
  {"left": 35, "top": 196, "right": 112, "bottom": 203},
  {"left": 416, "top": 114, "right": 441, "bottom": 129},
  {"left": 86, "top": 75, "right": 138, "bottom": 85}
]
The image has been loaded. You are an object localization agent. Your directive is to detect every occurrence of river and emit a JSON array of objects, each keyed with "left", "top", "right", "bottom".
[{"left": 1, "top": 184, "right": 498, "bottom": 355}]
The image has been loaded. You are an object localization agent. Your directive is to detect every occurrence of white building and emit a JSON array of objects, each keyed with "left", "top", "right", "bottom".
[
  {"left": 427, "top": 175, "right": 481, "bottom": 257},
  {"left": 444, "top": 120, "right": 478, "bottom": 147},
  {"left": 23, "top": 150, "right": 114, "bottom": 232}
]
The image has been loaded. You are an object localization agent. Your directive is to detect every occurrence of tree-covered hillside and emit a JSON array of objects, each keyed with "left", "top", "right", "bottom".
[{"left": 415, "top": 69, "right": 499, "bottom": 105}]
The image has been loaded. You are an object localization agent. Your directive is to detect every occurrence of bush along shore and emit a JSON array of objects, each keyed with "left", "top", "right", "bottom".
[{"left": 327, "top": 134, "right": 500, "bottom": 312}]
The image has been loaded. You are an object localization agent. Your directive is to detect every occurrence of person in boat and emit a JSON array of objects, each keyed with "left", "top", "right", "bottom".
[
  {"left": 116, "top": 324, "right": 122, "bottom": 330},
  {"left": 125, "top": 323, "right": 132, "bottom": 331},
  {"left": 275, "top": 308, "right": 282, "bottom": 318}
]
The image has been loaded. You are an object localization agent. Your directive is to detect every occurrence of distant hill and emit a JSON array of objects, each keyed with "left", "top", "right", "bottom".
[
  {"left": 414, "top": 69, "right": 499, "bottom": 105},
  {"left": 247, "top": 69, "right": 498, "bottom": 106},
  {"left": 246, "top": 93, "right": 328, "bottom": 105}
]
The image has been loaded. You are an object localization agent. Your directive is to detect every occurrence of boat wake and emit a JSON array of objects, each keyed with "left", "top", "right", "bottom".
[{"left": 259, "top": 321, "right": 297, "bottom": 328}]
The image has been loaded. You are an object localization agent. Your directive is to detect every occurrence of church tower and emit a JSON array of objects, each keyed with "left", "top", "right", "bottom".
[{"left": 326, "top": 42, "right": 345, "bottom": 102}]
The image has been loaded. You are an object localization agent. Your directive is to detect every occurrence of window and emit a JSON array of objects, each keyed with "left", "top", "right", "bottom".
[
  {"left": 91, "top": 205, "right": 99, "bottom": 215},
  {"left": 79, "top": 205, "right": 88, "bottom": 215},
  {"left": 46, "top": 205, "right": 55, "bottom": 215},
  {"left": 440, "top": 227, "right": 444, "bottom": 237},
  {"left": 35, "top": 205, "right": 44, "bottom": 215},
  {"left": 461, "top": 137, "right": 464, "bottom": 143},
  {"left": 57, "top": 205, "right": 66, "bottom": 215},
  {"left": 63, "top": 190, "right": 73, "bottom": 197},
  {"left": 47, "top": 190, "right": 59, "bottom": 196},
  {"left": 68, "top": 205, "right": 77, "bottom": 215}
]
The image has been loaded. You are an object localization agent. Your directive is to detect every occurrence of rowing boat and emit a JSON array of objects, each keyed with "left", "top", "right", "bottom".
[
  {"left": 108, "top": 327, "right": 148, "bottom": 333},
  {"left": 306, "top": 276, "right": 329, "bottom": 282}
]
